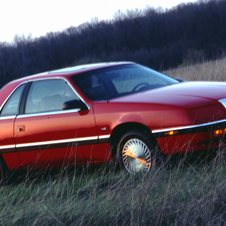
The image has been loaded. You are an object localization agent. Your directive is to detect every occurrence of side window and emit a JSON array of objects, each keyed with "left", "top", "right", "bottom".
[
  {"left": 25, "top": 79, "right": 79, "bottom": 113},
  {"left": 1, "top": 84, "right": 26, "bottom": 116}
]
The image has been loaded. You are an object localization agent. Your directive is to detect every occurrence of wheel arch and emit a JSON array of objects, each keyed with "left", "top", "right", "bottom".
[
  {"left": 0, "top": 154, "right": 8, "bottom": 169},
  {"left": 0, "top": 153, "right": 9, "bottom": 184},
  {"left": 109, "top": 122, "right": 159, "bottom": 158}
]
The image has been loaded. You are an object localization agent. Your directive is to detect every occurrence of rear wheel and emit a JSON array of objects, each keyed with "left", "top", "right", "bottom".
[{"left": 117, "top": 130, "right": 157, "bottom": 173}]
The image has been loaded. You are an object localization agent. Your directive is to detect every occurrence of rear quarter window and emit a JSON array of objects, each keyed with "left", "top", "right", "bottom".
[{"left": 1, "top": 84, "right": 26, "bottom": 116}]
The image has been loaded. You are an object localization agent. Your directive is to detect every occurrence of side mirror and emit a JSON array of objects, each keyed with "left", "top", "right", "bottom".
[
  {"left": 175, "top": 78, "right": 185, "bottom": 82},
  {"left": 62, "top": 99, "right": 88, "bottom": 111}
]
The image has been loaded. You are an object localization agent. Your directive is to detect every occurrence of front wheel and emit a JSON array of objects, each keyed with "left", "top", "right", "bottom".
[{"left": 117, "top": 131, "right": 157, "bottom": 173}]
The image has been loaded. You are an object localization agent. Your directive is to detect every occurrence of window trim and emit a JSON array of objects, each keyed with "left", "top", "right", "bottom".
[
  {"left": 0, "top": 81, "right": 29, "bottom": 112},
  {"left": 0, "top": 77, "right": 90, "bottom": 116},
  {"left": 19, "top": 83, "right": 31, "bottom": 114},
  {"left": 17, "top": 108, "right": 81, "bottom": 118},
  {"left": 0, "top": 83, "right": 27, "bottom": 116}
]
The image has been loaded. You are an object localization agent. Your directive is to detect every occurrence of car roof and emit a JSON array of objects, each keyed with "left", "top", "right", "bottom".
[
  {"left": 0, "top": 62, "right": 134, "bottom": 103},
  {"left": 13, "top": 61, "right": 135, "bottom": 84},
  {"left": 49, "top": 62, "right": 134, "bottom": 75}
]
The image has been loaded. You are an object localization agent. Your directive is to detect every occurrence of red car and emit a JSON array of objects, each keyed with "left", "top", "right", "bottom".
[{"left": 0, "top": 62, "right": 226, "bottom": 181}]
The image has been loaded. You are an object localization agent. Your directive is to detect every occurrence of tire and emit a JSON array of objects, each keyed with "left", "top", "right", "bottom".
[
  {"left": 117, "top": 130, "right": 157, "bottom": 173},
  {"left": 0, "top": 156, "right": 7, "bottom": 185}
]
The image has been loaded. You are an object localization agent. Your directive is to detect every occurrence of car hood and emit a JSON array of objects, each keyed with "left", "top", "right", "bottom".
[{"left": 109, "top": 82, "right": 226, "bottom": 109}]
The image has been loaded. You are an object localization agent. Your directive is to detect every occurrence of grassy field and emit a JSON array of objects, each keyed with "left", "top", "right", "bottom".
[
  {"left": 164, "top": 56, "right": 226, "bottom": 81},
  {"left": 1, "top": 159, "right": 226, "bottom": 225},
  {"left": 1, "top": 58, "right": 226, "bottom": 225}
]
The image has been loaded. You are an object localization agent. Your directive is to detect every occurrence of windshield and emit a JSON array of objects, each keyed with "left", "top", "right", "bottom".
[{"left": 71, "top": 64, "right": 179, "bottom": 101}]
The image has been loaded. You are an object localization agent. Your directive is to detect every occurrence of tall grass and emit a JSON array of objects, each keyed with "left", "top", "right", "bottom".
[
  {"left": 1, "top": 58, "right": 226, "bottom": 225},
  {"left": 164, "top": 56, "right": 226, "bottom": 82},
  {"left": 1, "top": 159, "right": 226, "bottom": 225}
]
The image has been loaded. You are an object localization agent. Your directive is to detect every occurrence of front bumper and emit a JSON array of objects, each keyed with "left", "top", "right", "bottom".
[{"left": 152, "top": 119, "right": 226, "bottom": 154}]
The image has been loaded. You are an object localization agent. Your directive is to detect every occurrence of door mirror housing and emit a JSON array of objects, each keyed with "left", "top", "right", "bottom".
[
  {"left": 62, "top": 100, "right": 88, "bottom": 111},
  {"left": 175, "top": 78, "right": 185, "bottom": 82}
]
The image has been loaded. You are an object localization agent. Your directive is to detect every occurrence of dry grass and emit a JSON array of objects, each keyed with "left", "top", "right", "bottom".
[
  {"left": 164, "top": 57, "right": 226, "bottom": 81},
  {"left": 1, "top": 158, "right": 226, "bottom": 226},
  {"left": 1, "top": 58, "right": 226, "bottom": 225}
]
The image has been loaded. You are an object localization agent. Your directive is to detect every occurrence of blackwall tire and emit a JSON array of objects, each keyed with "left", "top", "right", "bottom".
[{"left": 117, "top": 130, "right": 157, "bottom": 173}]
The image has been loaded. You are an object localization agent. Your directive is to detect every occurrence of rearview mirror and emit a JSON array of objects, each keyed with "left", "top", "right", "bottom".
[{"left": 62, "top": 100, "right": 88, "bottom": 111}]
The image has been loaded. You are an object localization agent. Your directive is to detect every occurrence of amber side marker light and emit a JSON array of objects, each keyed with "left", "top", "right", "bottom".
[
  {"left": 214, "top": 129, "right": 226, "bottom": 136},
  {"left": 164, "top": 131, "right": 178, "bottom": 136}
]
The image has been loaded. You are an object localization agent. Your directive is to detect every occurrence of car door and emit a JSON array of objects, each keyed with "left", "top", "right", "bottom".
[
  {"left": 14, "top": 78, "right": 101, "bottom": 169},
  {"left": 0, "top": 84, "right": 26, "bottom": 170}
]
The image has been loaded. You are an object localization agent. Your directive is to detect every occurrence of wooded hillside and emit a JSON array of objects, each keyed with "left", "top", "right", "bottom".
[{"left": 0, "top": 0, "right": 226, "bottom": 88}]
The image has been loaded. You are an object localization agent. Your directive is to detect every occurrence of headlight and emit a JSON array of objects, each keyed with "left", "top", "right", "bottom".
[{"left": 219, "top": 98, "right": 226, "bottom": 108}]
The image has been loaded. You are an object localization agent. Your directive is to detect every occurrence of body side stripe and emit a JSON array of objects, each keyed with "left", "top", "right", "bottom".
[
  {"left": 152, "top": 119, "right": 226, "bottom": 137},
  {"left": 0, "top": 135, "right": 111, "bottom": 153},
  {"left": 0, "top": 145, "right": 15, "bottom": 150},
  {"left": 16, "top": 136, "right": 99, "bottom": 148}
]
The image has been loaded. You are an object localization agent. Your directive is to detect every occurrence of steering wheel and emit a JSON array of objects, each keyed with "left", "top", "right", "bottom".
[{"left": 132, "top": 82, "right": 149, "bottom": 92}]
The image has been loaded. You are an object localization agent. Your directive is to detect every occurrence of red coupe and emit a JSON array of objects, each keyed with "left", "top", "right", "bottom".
[{"left": 0, "top": 62, "right": 226, "bottom": 181}]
